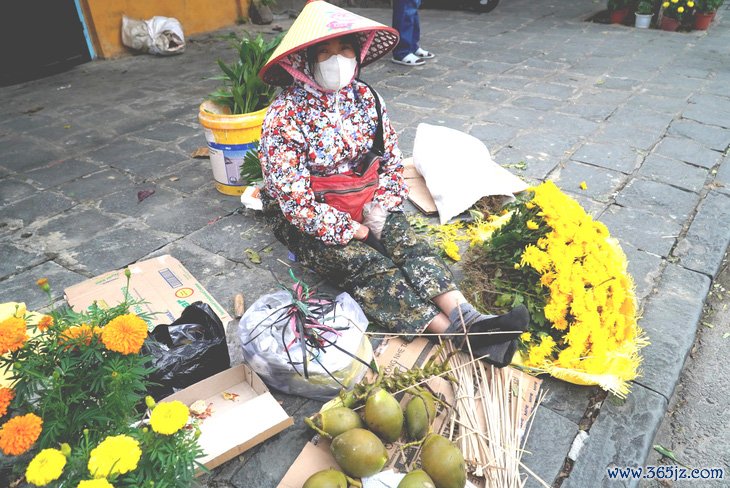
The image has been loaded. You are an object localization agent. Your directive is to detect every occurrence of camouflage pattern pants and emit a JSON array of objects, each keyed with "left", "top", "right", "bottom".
[{"left": 266, "top": 209, "right": 456, "bottom": 334}]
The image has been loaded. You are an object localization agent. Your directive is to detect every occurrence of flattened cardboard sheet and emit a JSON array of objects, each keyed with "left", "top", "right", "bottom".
[
  {"left": 403, "top": 157, "right": 438, "bottom": 216},
  {"left": 64, "top": 255, "right": 233, "bottom": 328}
]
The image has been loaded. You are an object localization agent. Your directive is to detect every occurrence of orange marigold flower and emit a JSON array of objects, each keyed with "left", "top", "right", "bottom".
[
  {"left": 36, "top": 278, "right": 48, "bottom": 287},
  {"left": 0, "top": 317, "right": 28, "bottom": 355},
  {"left": 60, "top": 325, "right": 94, "bottom": 350},
  {"left": 0, "top": 413, "right": 43, "bottom": 456},
  {"left": 0, "top": 388, "right": 14, "bottom": 417},
  {"left": 101, "top": 314, "right": 148, "bottom": 355},
  {"left": 38, "top": 315, "right": 54, "bottom": 332}
]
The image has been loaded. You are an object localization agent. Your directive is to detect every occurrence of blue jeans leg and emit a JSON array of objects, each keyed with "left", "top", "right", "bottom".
[{"left": 392, "top": 0, "right": 422, "bottom": 59}]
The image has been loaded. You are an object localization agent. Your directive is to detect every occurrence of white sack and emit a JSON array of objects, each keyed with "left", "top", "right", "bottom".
[
  {"left": 412, "top": 123, "right": 528, "bottom": 224},
  {"left": 122, "top": 15, "right": 185, "bottom": 55}
]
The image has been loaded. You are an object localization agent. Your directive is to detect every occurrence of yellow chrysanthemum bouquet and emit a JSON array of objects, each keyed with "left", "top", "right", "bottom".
[
  {"left": 0, "top": 274, "right": 204, "bottom": 487},
  {"left": 463, "top": 181, "right": 648, "bottom": 397}
]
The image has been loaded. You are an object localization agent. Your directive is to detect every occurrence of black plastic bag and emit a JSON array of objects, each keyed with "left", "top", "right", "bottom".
[{"left": 143, "top": 301, "right": 231, "bottom": 400}]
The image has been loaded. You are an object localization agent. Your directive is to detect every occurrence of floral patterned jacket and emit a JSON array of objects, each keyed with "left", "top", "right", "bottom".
[{"left": 259, "top": 54, "right": 408, "bottom": 246}]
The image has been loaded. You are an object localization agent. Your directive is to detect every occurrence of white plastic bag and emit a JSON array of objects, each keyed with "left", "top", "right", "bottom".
[
  {"left": 122, "top": 15, "right": 185, "bottom": 55},
  {"left": 413, "top": 123, "right": 528, "bottom": 224},
  {"left": 238, "top": 290, "right": 373, "bottom": 401}
]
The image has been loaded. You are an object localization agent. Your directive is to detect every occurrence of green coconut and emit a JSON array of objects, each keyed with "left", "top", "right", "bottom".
[
  {"left": 420, "top": 434, "right": 466, "bottom": 488},
  {"left": 364, "top": 388, "right": 404, "bottom": 443},
  {"left": 330, "top": 428, "right": 388, "bottom": 478}
]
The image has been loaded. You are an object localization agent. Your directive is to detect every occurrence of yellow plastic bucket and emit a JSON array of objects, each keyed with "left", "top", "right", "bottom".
[{"left": 198, "top": 101, "right": 268, "bottom": 196}]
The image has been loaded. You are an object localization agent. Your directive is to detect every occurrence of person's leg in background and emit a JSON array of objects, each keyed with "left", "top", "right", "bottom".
[{"left": 392, "top": 0, "right": 424, "bottom": 65}]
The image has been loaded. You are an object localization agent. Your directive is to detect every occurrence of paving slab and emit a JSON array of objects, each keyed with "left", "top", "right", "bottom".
[
  {"left": 682, "top": 93, "right": 730, "bottom": 129},
  {"left": 0, "top": 191, "right": 76, "bottom": 229},
  {"left": 592, "top": 123, "right": 661, "bottom": 152},
  {"left": 674, "top": 191, "right": 730, "bottom": 279},
  {"left": 571, "top": 142, "right": 640, "bottom": 174},
  {"left": 0, "top": 260, "right": 87, "bottom": 311},
  {"left": 614, "top": 178, "right": 699, "bottom": 223},
  {"left": 25, "top": 158, "right": 102, "bottom": 189},
  {"left": 0, "top": 243, "right": 48, "bottom": 280},
  {"left": 550, "top": 160, "right": 628, "bottom": 203},
  {"left": 599, "top": 205, "right": 683, "bottom": 258},
  {"left": 522, "top": 406, "right": 579, "bottom": 488},
  {"left": 59, "top": 224, "right": 178, "bottom": 276},
  {"left": 634, "top": 264, "right": 710, "bottom": 401},
  {"left": 668, "top": 119, "right": 730, "bottom": 152},
  {"left": 652, "top": 135, "right": 723, "bottom": 169},
  {"left": 29, "top": 206, "right": 123, "bottom": 253},
  {"left": 187, "top": 212, "right": 274, "bottom": 264},
  {"left": 621, "top": 245, "right": 663, "bottom": 304},
  {"left": 562, "top": 385, "right": 668, "bottom": 488},
  {"left": 56, "top": 169, "right": 137, "bottom": 202},
  {"left": 0, "top": 177, "right": 38, "bottom": 206},
  {"left": 637, "top": 154, "right": 709, "bottom": 194}
]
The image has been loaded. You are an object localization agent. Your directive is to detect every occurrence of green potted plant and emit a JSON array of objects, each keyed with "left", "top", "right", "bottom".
[
  {"left": 635, "top": 0, "right": 656, "bottom": 27},
  {"left": 198, "top": 31, "right": 284, "bottom": 196},
  {"left": 608, "top": 0, "right": 632, "bottom": 23},
  {"left": 660, "top": 0, "right": 695, "bottom": 30},
  {"left": 693, "top": 0, "right": 723, "bottom": 29}
]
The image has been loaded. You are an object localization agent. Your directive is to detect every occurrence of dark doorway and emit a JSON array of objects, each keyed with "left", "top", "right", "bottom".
[{"left": 0, "top": 0, "right": 91, "bottom": 86}]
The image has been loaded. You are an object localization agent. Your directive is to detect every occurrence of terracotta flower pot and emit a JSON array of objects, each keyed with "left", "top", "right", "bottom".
[
  {"left": 660, "top": 16, "right": 680, "bottom": 31},
  {"left": 693, "top": 11, "right": 714, "bottom": 30},
  {"left": 610, "top": 8, "right": 630, "bottom": 23}
]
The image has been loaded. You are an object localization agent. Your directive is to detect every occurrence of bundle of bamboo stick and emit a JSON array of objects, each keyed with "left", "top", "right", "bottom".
[{"left": 442, "top": 341, "right": 548, "bottom": 488}]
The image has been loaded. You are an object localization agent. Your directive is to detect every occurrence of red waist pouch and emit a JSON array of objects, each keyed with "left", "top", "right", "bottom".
[{"left": 310, "top": 159, "right": 380, "bottom": 223}]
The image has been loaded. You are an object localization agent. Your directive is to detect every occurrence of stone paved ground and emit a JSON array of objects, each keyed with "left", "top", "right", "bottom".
[{"left": 1, "top": 1, "right": 729, "bottom": 487}]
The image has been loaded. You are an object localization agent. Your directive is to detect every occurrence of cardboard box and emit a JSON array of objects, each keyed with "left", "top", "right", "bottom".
[
  {"left": 164, "top": 364, "right": 294, "bottom": 470},
  {"left": 278, "top": 337, "right": 542, "bottom": 488},
  {"left": 64, "top": 255, "right": 233, "bottom": 328}
]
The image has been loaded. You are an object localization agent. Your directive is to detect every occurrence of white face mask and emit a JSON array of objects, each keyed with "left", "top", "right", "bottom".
[{"left": 313, "top": 54, "right": 357, "bottom": 91}]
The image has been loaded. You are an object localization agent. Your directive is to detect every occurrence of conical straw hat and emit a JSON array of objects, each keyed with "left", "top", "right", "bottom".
[{"left": 259, "top": 0, "right": 399, "bottom": 86}]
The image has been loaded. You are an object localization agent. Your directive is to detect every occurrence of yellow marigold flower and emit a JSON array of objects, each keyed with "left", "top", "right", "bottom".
[
  {"left": 88, "top": 434, "right": 141, "bottom": 478},
  {"left": 0, "top": 316, "right": 28, "bottom": 355},
  {"left": 60, "top": 324, "right": 94, "bottom": 350},
  {"left": 520, "top": 332, "right": 532, "bottom": 343},
  {"left": 0, "top": 387, "right": 13, "bottom": 417},
  {"left": 579, "top": 181, "right": 587, "bottom": 190},
  {"left": 37, "top": 315, "right": 53, "bottom": 332},
  {"left": 526, "top": 220, "right": 539, "bottom": 230},
  {"left": 671, "top": 0, "right": 678, "bottom": 3},
  {"left": 0, "top": 413, "right": 43, "bottom": 456},
  {"left": 78, "top": 480, "right": 114, "bottom": 488},
  {"left": 150, "top": 400, "right": 189, "bottom": 435},
  {"left": 441, "top": 240, "right": 461, "bottom": 262},
  {"left": 101, "top": 314, "right": 148, "bottom": 355},
  {"left": 26, "top": 448, "right": 66, "bottom": 486},
  {"left": 687, "top": 0, "right": 694, "bottom": 5},
  {"left": 677, "top": 6, "right": 684, "bottom": 11},
  {"left": 662, "top": 1, "right": 669, "bottom": 5}
]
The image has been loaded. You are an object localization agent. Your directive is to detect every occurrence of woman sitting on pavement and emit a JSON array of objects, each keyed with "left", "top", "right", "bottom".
[{"left": 257, "top": 0, "right": 528, "bottom": 367}]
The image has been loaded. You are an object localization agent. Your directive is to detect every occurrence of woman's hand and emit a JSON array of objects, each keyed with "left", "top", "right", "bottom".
[{"left": 354, "top": 223, "right": 370, "bottom": 241}]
